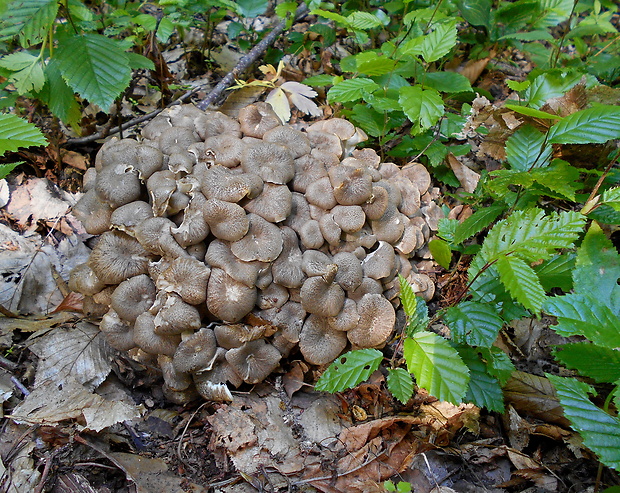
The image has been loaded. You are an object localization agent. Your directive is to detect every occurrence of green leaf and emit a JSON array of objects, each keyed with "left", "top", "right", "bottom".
[
  {"left": 505, "top": 125, "right": 552, "bottom": 171},
  {"left": 548, "top": 105, "right": 620, "bottom": 144},
  {"left": 601, "top": 187, "right": 620, "bottom": 212},
  {"left": 399, "top": 274, "right": 429, "bottom": 336},
  {"left": 404, "top": 331, "right": 470, "bottom": 404},
  {"left": 387, "top": 368, "right": 414, "bottom": 404},
  {"left": 36, "top": 59, "right": 81, "bottom": 131},
  {"left": 438, "top": 217, "right": 457, "bottom": 243},
  {"left": 399, "top": 85, "right": 444, "bottom": 135},
  {"left": 453, "top": 205, "right": 504, "bottom": 244},
  {"left": 315, "top": 349, "right": 383, "bottom": 393},
  {"left": 347, "top": 11, "right": 383, "bottom": 30},
  {"left": 0, "top": 162, "right": 21, "bottom": 179},
  {"left": 554, "top": 343, "right": 620, "bottom": 384},
  {"left": 496, "top": 255, "right": 546, "bottom": 312},
  {"left": 356, "top": 55, "right": 397, "bottom": 76},
  {"left": 499, "top": 30, "right": 554, "bottom": 41},
  {"left": 504, "top": 102, "right": 563, "bottom": 120},
  {"left": 0, "top": 52, "right": 39, "bottom": 71},
  {"left": 457, "top": 0, "right": 491, "bottom": 28},
  {"left": 348, "top": 105, "right": 389, "bottom": 137},
  {"left": 573, "top": 222, "right": 620, "bottom": 315},
  {"left": 56, "top": 33, "right": 132, "bottom": 109},
  {"left": 534, "top": 253, "right": 575, "bottom": 292},
  {"left": 506, "top": 80, "right": 530, "bottom": 92},
  {"left": 327, "top": 78, "right": 379, "bottom": 103},
  {"left": 523, "top": 72, "right": 582, "bottom": 109},
  {"left": 311, "top": 9, "right": 349, "bottom": 26},
  {"left": 428, "top": 238, "right": 452, "bottom": 269},
  {"left": 420, "top": 20, "right": 457, "bottom": 63},
  {"left": 4, "top": 56, "right": 45, "bottom": 94},
  {"left": 234, "top": 0, "right": 268, "bottom": 17},
  {"left": 125, "top": 52, "right": 155, "bottom": 70},
  {"left": 481, "top": 347, "right": 515, "bottom": 386},
  {"left": 529, "top": 159, "right": 581, "bottom": 201},
  {"left": 457, "top": 346, "right": 504, "bottom": 412},
  {"left": 548, "top": 374, "right": 620, "bottom": 471},
  {"left": 445, "top": 301, "right": 503, "bottom": 348},
  {"left": 544, "top": 294, "right": 620, "bottom": 347},
  {"left": 0, "top": 113, "right": 47, "bottom": 155},
  {"left": 303, "top": 74, "right": 337, "bottom": 86},
  {"left": 0, "top": 0, "right": 58, "bottom": 47},
  {"left": 422, "top": 71, "right": 472, "bottom": 94}
]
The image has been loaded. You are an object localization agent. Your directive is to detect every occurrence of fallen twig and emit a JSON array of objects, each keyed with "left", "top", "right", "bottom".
[{"left": 65, "top": 4, "right": 309, "bottom": 146}]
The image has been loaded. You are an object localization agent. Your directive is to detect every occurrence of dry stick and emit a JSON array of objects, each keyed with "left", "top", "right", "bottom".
[{"left": 66, "top": 4, "right": 309, "bottom": 146}]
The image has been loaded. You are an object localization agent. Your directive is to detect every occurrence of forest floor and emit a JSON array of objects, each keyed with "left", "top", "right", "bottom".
[{"left": 0, "top": 6, "right": 618, "bottom": 493}]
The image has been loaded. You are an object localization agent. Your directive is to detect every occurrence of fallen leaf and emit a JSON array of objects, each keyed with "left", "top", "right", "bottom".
[{"left": 447, "top": 154, "right": 480, "bottom": 193}]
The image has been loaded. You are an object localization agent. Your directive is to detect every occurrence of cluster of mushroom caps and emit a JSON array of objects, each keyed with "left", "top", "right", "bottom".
[{"left": 70, "top": 103, "right": 440, "bottom": 403}]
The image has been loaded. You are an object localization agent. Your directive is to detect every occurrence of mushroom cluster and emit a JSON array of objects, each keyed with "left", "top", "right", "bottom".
[{"left": 70, "top": 103, "right": 441, "bottom": 403}]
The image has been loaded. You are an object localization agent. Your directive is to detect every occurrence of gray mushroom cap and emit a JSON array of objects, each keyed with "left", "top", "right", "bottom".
[
  {"left": 263, "top": 126, "right": 311, "bottom": 158},
  {"left": 204, "top": 134, "right": 244, "bottom": 168},
  {"left": 88, "top": 231, "right": 153, "bottom": 284},
  {"left": 194, "top": 110, "right": 242, "bottom": 139},
  {"left": 153, "top": 293, "right": 201, "bottom": 335},
  {"left": 72, "top": 189, "right": 113, "bottom": 235},
  {"left": 271, "top": 226, "right": 305, "bottom": 289},
  {"left": 238, "top": 102, "right": 282, "bottom": 138},
  {"left": 133, "top": 311, "right": 181, "bottom": 356},
  {"left": 197, "top": 164, "right": 264, "bottom": 202},
  {"left": 243, "top": 183, "right": 292, "bottom": 223},
  {"left": 299, "top": 314, "right": 348, "bottom": 366},
  {"left": 110, "top": 201, "right": 154, "bottom": 235},
  {"left": 203, "top": 198, "right": 250, "bottom": 242},
  {"left": 205, "top": 239, "right": 263, "bottom": 287},
  {"left": 207, "top": 268, "right": 257, "bottom": 323},
  {"left": 300, "top": 275, "right": 345, "bottom": 317},
  {"left": 156, "top": 256, "right": 211, "bottom": 305},
  {"left": 347, "top": 293, "right": 396, "bottom": 348},
  {"left": 225, "top": 339, "right": 281, "bottom": 384},
  {"left": 231, "top": 213, "right": 283, "bottom": 262},
  {"left": 111, "top": 274, "right": 156, "bottom": 323},
  {"left": 134, "top": 216, "right": 189, "bottom": 258},
  {"left": 241, "top": 141, "right": 295, "bottom": 184},
  {"left": 173, "top": 327, "right": 219, "bottom": 373},
  {"left": 69, "top": 263, "right": 106, "bottom": 297}
]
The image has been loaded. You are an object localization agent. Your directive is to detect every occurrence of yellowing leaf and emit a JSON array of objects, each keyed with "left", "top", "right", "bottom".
[{"left": 265, "top": 87, "right": 290, "bottom": 122}]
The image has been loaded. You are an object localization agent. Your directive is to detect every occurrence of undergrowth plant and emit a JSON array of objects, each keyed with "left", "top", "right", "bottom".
[
  {"left": 316, "top": 95, "right": 620, "bottom": 469},
  {"left": 0, "top": 114, "right": 47, "bottom": 178}
]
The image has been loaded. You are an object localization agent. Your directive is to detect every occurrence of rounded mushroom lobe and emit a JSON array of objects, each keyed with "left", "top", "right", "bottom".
[
  {"left": 263, "top": 126, "right": 311, "bottom": 158},
  {"left": 173, "top": 327, "right": 218, "bottom": 374},
  {"left": 195, "top": 110, "right": 242, "bottom": 139},
  {"left": 241, "top": 141, "right": 295, "bottom": 184},
  {"left": 329, "top": 165, "right": 373, "bottom": 206},
  {"left": 225, "top": 339, "right": 282, "bottom": 384},
  {"left": 69, "top": 263, "right": 106, "bottom": 296},
  {"left": 135, "top": 144, "right": 164, "bottom": 179},
  {"left": 207, "top": 268, "right": 257, "bottom": 323},
  {"left": 171, "top": 191, "right": 210, "bottom": 247},
  {"left": 205, "top": 239, "right": 262, "bottom": 287},
  {"left": 230, "top": 213, "right": 283, "bottom": 262},
  {"left": 203, "top": 198, "right": 250, "bottom": 242},
  {"left": 156, "top": 256, "right": 211, "bottom": 305},
  {"left": 238, "top": 102, "right": 282, "bottom": 138},
  {"left": 204, "top": 134, "right": 244, "bottom": 168},
  {"left": 159, "top": 354, "right": 192, "bottom": 391},
  {"left": 332, "top": 205, "right": 366, "bottom": 233},
  {"left": 88, "top": 231, "right": 153, "bottom": 284},
  {"left": 196, "top": 164, "right": 264, "bottom": 202},
  {"left": 158, "top": 126, "right": 200, "bottom": 154},
  {"left": 111, "top": 274, "right": 156, "bottom": 323},
  {"left": 99, "top": 309, "right": 136, "bottom": 351},
  {"left": 134, "top": 216, "right": 188, "bottom": 258},
  {"left": 72, "top": 189, "right": 114, "bottom": 235},
  {"left": 292, "top": 154, "right": 328, "bottom": 193},
  {"left": 110, "top": 201, "right": 154, "bottom": 235},
  {"left": 305, "top": 176, "right": 337, "bottom": 210},
  {"left": 302, "top": 250, "right": 336, "bottom": 278},
  {"left": 133, "top": 312, "right": 181, "bottom": 356},
  {"left": 300, "top": 275, "right": 344, "bottom": 317},
  {"left": 271, "top": 227, "right": 305, "bottom": 289},
  {"left": 243, "top": 183, "right": 292, "bottom": 223},
  {"left": 333, "top": 252, "right": 363, "bottom": 291},
  {"left": 153, "top": 293, "right": 201, "bottom": 335},
  {"left": 147, "top": 170, "right": 177, "bottom": 217},
  {"left": 299, "top": 314, "right": 348, "bottom": 365},
  {"left": 362, "top": 241, "right": 397, "bottom": 280},
  {"left": 347, "top": 293, "right": 395, "bottom": 348},
  {"left": 95, "top": 164, "right": 142, "bottom": 208}
]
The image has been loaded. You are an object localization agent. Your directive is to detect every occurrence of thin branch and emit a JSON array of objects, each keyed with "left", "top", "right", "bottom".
[{"left": 65, "top": 4, "right": 309, "bottom": 146}]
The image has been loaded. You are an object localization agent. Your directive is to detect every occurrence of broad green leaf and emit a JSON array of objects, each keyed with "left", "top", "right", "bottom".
[
  {"left": 387, "top": 368, "right": 414, "bottom": 404},
  {"left": 428, "top": 238, "right": 451, "bottom": 269},
  {"left": 481, "top": 347, "right": 515, "bottom": 386},
  {"left": 528, "top": 159, "right": 581, "bottom": 201},
  {"left": 548, "top": 374, "right": 620, "bottom": 471},
  {"left": 5, "top": 57, "right": 45, "bottom": 93},
  {"left": 0, "top": 0, "right": 58, "bottom": 47},
  {"left": 469, "top": 263, "right": 510, "bottom": 304},
  {"left": 56, "top": 33, "right": 132, "bottom": 109},
  {"left": 399, "top": 274, "right": 429, "bottom": 336},
  {"left": 303, "top": 74, "right": 338, "bottom": 86},
  {"left": 315, "top": 349, "right": 383, "bottom": 393},
  {"left": 548, "top": 105, "right": 620, "bottom": 144},
  {"left": 420, "top": 20, "right": 457, "bottom": 63},
  {"left": 504, "top": 102, "right": 563, "bottom": 120},
  {"left": 404, "top": 331, "right": 470, "bottom": 404},
  {"left": 0, "top": 52, "right": 39, "bottom": 71},
  {"left": 422, "top": 72, "right": 472, "bottom": 94},
  {"left": 36, "top": 59, "right": 81, "bottom": 131},
  {"left": 327, "top": 78, "right": 379, "bottom": 103},
  {"left": 499, "top": 30, "right": 554, "bottom": 41},
  {"left": 356, "top": 56, "right": 397, "bottom": 76},
  {"left": 602, "top": 187, "right": 620, "bottom": 212},
  {"left": 445, "top": 301, "right": 503, "bottom": 348},
  {"left": 505, "top": 125, "right": 552, "bottom": 171},
  {"left": 0, "top": 114, "right": 47, "bottom": 155},
  {"left": 399, "top": 85, "right": 444, "bottom": 134},
  {"left": 505, "top": 80, "right": 530, "bottom": 91},
  {"left": 523, "top": 72, "right": 582, "bottom": 109},
  {"left": 347, "top": 11, "right": 383, "bottom": 30},
  {"left": 554, "top": 343, "right": 620, "bottom": 384},
  {"left": 476, "top": 208, "right": 585, "bottom": 266},
  {"left": 349, "top": 105, "right": 389, "bottom": 137},
  {"left": 496, "top": 255, "right": 546, "bottom": 312},
  {"left": 589, "top": 204, "right": 620, "bottom": 226},
  {"left": 457, "top": 0, "right": 491, "bottom": 28},
  {"left": 453, "top": 205, "right": 504, "bottom": 244},
  {"left": 573, "top": 222, "right": 620, "bottom": 315},
  {"left": 126, "top": 52, "right": 155, "bottom": 70},
  {"left": 234, "top": 0, "right": 268, "bottom": 17},
  {"left": 311, "top": 9, "right": 349, "bottom": 26},
  {"left": 458, "top": 346, "right": 504, "bottom": 412},
  {"left": 0, "top": 162, "right": 21, "bottom": 179},
  {"left": 545, "top": 294, "right": 620, "bottom": 347},
  {"left": 534, "top": 253, "right": 575, "bottom": 292},
  {"left": 438, "top": 217, "right": 458, "bottom": 243}
]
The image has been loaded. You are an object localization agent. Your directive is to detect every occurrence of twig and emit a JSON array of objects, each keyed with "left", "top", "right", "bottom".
[
  {"left": 0, "top": 354, "right": 18, "bottom": 371},
  {"left": 196, "top": 4, "right": 309, "bottom": 110},
  {"left": 66, "top": 3, "right": 309, "bottom": 146},
  {"left": 10, "top": 376, "right": 30, "bottom": 396}
]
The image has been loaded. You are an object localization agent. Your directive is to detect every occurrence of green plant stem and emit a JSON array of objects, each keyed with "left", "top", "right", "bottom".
[
  {"left": 583, "top": 154, "right": 620, "bottom": 212},
  {"left": 550, "top": 0, "right": 579, "bottom": 68}
]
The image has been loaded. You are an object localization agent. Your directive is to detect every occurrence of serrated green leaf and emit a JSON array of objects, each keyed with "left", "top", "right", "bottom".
[
  {"left": 548, "top": 374, "right": 620, "bottom": 471},
  {"left": 399, "top": 85, "right": 443, "bottom": 134},
  {"left": 499, "top": 30, "right": 554, "bottom": 41},
  {"left": 453, "top": 205, "right": 504, "bottom": 244},
  {"left": 7, "top": 58, "right": 45, "bottom": 94},
  {"left": 234, "top": 0, "right": 268, "bottom": 17},
  {"left": 126, "top": 52, "right": 155, "bottom": 70},
  {"left": 56, "top": 33, "right": 132, "bottom": 109},
  {"left": 481, "top": 347, "right": 515, "bottom": 386},
  {"left": 548, "top": 105, "right": 620, "bottom": 144},
  {"left": 303, "top": 74, "right": 337, "bottom": 86},
  {"left": 534, "top": 253, "right": 575, "bottom": 292},
  {"left": 554, "top": 343, "right": 620, "bottom": 384},
  {"left": 505, "top": 79, "right": 530, "bottom": 91},
  {"left": 523, "top": 72, "right": 582, "bottom": 109},
  {"left": 420, "top": 20, "right": 457, "bottom": 63},
  {"left": 311, "top": 9, "right": 349, "bottom": 26},
  {"left": 545, "top": 294, "right": 620, "bottom": 347},
  {"left": 404, "top": 331, "right": 469, "bottom": 404},
  {"left": 0, "top": 162, "right": 22, "bottom": 179},
  {"left": 0, "top": 113, "right": 47, "bottom": 155},
  {"left": 348, "top": 104, "right": 388, "bottom": 137},
  {"left": 602, "top": 187, "right": 620, "bottom": 212},
  {"left": 504, "top": 103, "right": 563, "bottom": 120},
  {"left": 422, "top": 71, "right": 472, "bottom": 93},
  {"left": 0, "top": 0, "right": 58, "bottom": 47},
  {"left": 327, "top": 78, "right": 379, "bottom": 103},
  {"left": 445, "top": 301, "right": 503, "bottom": 347},
  {"left": 315, "top": 349, "right": 383, "bottom": 393},
  {"left": 457, "top": 346, "right": 504, "bottom": 411},
  {"left": 399, "top": 274, "right": 429, "bottom": 336},
  {"left": 496, "top": 255, "right": 546, "bottom": 312},
  {"left": 529, "top": 159, "right": 581, "bottom": 201},
  {"left": 457, "top": 0, "right": 491, "bottom": 28},
  {"left": 428, "top": 238, "right": 452, "bottom": 269},
  {"left": 505, "top": 125, "right": 552, "bottom": 171},
  {"left": 438, "top": 217, "right": 458, "bottom": 243},
  {"left": 387, "top": 368, "right": 414, "bottom": 404},
  {"left": 36, "top": 59, "right": 81, "bottom": 131},
  {"left": 356, "top": 56, "right": 397, "bottom": 76},
  {"left": 0, "top": 52, "right": 38, "bottom": 71},
  {"left": 573, "top": 222, "right": 620, "bottom": 315},
  {"left": 347, "top": 11, "right": 382, "bottom": 30},
  {"left": 589, "top": 204, "right": 620, "bottom": 226}
]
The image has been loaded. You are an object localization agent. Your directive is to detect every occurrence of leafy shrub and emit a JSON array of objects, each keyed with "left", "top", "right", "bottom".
[{"left": 0, "top": 113, "right": 47, "bottom": 178}]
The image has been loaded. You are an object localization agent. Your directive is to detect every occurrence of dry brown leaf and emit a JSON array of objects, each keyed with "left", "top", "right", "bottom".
[
  {"left": 60, "top": 150, "right": 89, "bottom": 171},
  {"left": 447, "top": 154, "right": 480, "bottom": 193},
  {"left": 458, "top": 52, "right": 495, "bottom": 84}
]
